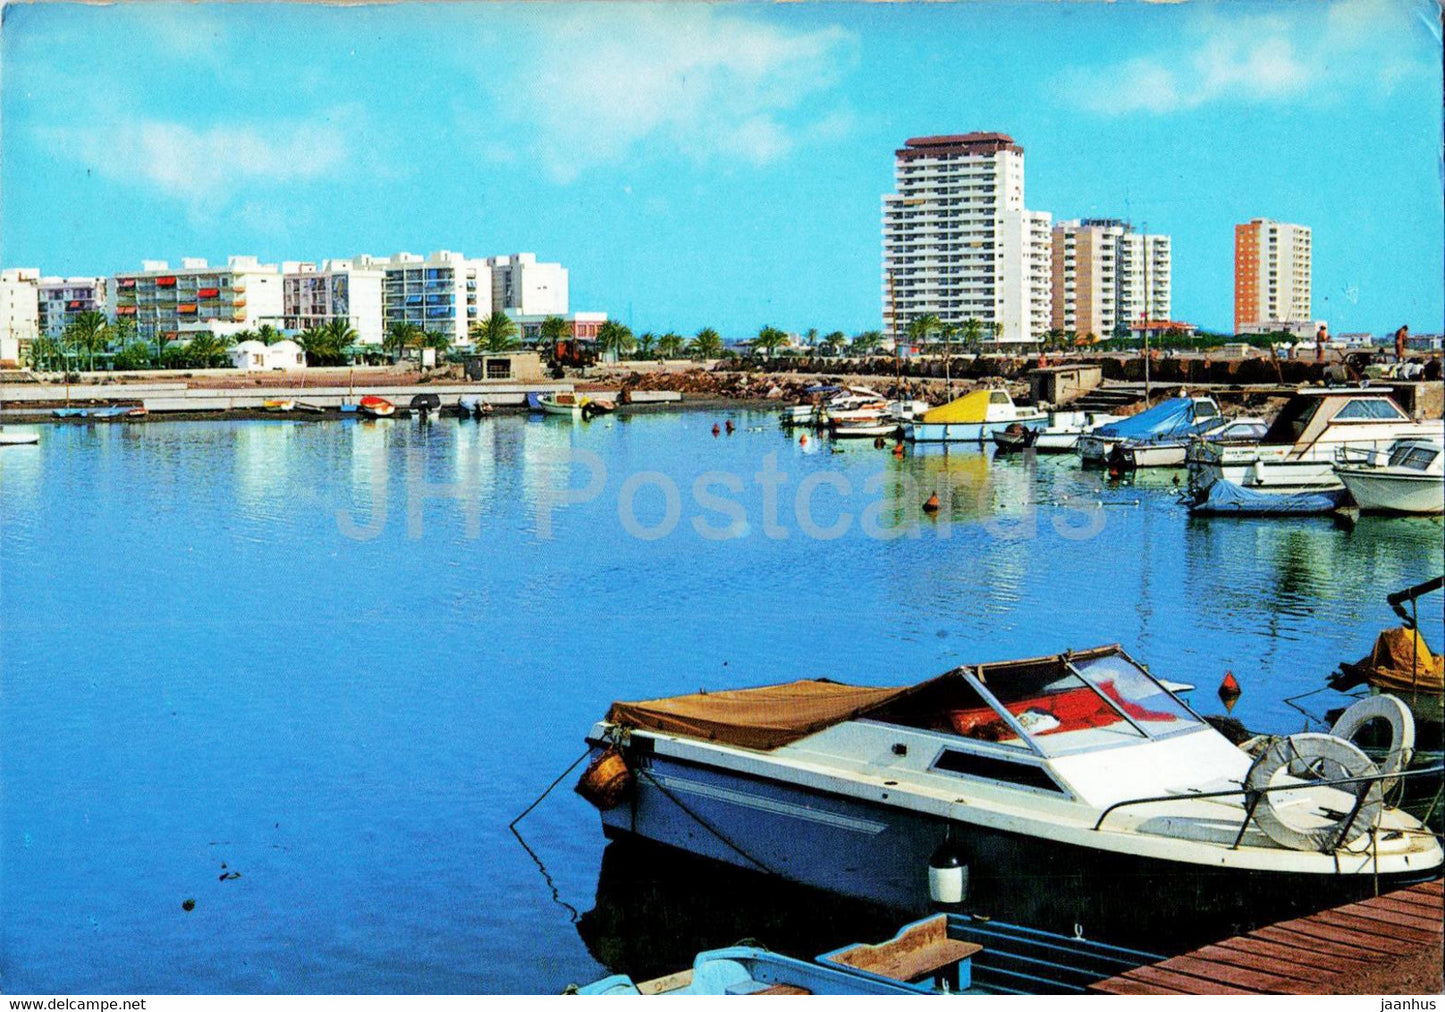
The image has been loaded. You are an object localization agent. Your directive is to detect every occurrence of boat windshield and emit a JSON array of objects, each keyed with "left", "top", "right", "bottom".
[
  {"left": 1388, "top": 441, "right": 1441, "bottom": 471},
  {"left": 1067, "top": 655, "right": 1200, "bottom": 739},
  {"left": 1261, "top": 397, "right": 1322, "bottom": 445}
]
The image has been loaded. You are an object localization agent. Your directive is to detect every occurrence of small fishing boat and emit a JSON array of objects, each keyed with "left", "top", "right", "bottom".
[
  {"left": 579, "top": 644, "right": 1440, "bottom": 916},
  {"left": 90, "top": 406, "right": 131, "bottom": 420},
  {"left": 991, "top": 422, "right": 1038, "bottom": 453},
  {"left": 538, "top": 392, "right": 586, "bottom": 418},
  {"left": 1334, "top": 438, "right": 1443, "bottom": 514},
  {"left": 780, "top": 384, "right": 841, "bottom": 427},
  {"left": 1329, "top": 579, "right": 1445, "bottom": 730},
  {"left": 578, "top": 913, "right": 1160, "bottom": 995},
  {"left": 1111, "top": 416, "right": 1268, "bottom": 471},
  {"left": 1077, "top": 395, "right": 1220, "bottom": 466},
  {"left": 905, "top": 389, "right": 1046, "bottom": 443},
  {"left": 261, "top": 398, "right": 296, "bottom": 412},
  {"left": 993, "top": 410, "right": 1121, "bottom": 454},
  {"left": 1189, "top": 387, "right": 1442, "bottom": 515},
  {"left": 357, "top": 395, "right": 396, "bottom": 418},
  {"left": 820, "top": 387, "right": 891, "bottom": 428},
  {"left": 582, "top": 398, "right": 617, "bottom": 420},
  {"left": 0, "top": 430, "right": 39, "bottom": 446},
  {"left": 126, "top": 406, "right": 149, "bottom": 419},
  {"left": 830, "top": 417, "right": 902, "bottom": 439},
  {"left": 52, "top": 407, "right": 90, "bottom": 419}
]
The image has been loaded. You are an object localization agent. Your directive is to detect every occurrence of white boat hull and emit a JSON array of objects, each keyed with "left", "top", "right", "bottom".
[
  {"left": 1336, "top": 469, "right": 1444, "bottom": 514},
  {"left": 831, "top": 422, "right": 901, "bottom": 439},
  {"left": 908, "top": 417, "right": 1045, "bottom": 444},
  {"left": 0, "top": 430, "right": 39, "bottom": 446},
  {"left": 1117, "top": 443, "right": 1188, "bottom": 468}
]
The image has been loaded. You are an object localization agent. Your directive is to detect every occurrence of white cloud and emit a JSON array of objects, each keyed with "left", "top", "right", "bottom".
[
  {"left": 43, "top": 108, "right": 360, "bottom": 205},
  {"left": 1059, "top": 0, "right": 1431, "bottom": 117},
  {"left": 477, "top": 7, "right": 857, "bottom": 183}
]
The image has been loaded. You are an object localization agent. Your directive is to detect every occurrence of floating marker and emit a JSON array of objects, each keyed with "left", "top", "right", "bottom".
[
  {"left": 922, "top": 492, "right": 941, "bottom": 514},
  {"left": 711, "top": 424, "right": 720, "bottom": 437},
  {"left": 1218, "top": 670, "right": 1241, "bottom": 712}
]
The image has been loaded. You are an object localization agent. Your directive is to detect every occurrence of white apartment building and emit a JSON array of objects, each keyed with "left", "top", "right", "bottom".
[
  {"left": 882, "top": 132, "right": 1052, "bottom": 345},
  {"left": 38, "top": 277, "right": 108, "bottom": 338},
  {"left": 282, "top": 260, "right": 386, "bottom": 346},
  {"left": 355, "top": 251, "right": 491, "bottom": 347},
  {"left": 113, "top": 256, "right": 283, "bottom": 343},
  {"left": 1051, "top": 219, "right": 1171, "bottom": 340},
  {"left": 487, "top": 253, "right": 568, "bottom": 316},
  {"left": 0, "top": 268, "right": 40, "bottom": 364},
  {"left": 1235, "top": 219, "right": 1311, "bottom": 334}
]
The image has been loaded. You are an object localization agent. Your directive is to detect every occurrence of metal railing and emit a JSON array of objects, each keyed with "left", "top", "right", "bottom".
[{"left": 1092, "top": 764, "right": 1444, "bottom": 853}]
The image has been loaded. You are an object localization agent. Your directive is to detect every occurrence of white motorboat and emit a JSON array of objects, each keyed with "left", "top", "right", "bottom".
[
  {"left": 538, "top": 392, "right": 587, "bottom": 418},
  {"left": 1114, "top": 416, "right": 1269, "bottom": 471},
  {"left": 830, "top": 418, "right": 902, "bottom": 439},
  {"left": 886, "top": 398, "right": 932, "bottom": 423},
  {"left": 0, "top": 430, "right": 39, "bottom": 446},
  {"left": 994, "top": 410, "right": 1122, "bottom": 454},
  {"left": 1077, "top": 395, "right": 1220, "bottom": 466},
  {"left": 580, "top": 645, "right": 1441, "bottom": 918},
  {"left": 820, "top": 386, "right": 890, "bottom": 427},
  {"left": 906, "top": 389, "right": 1046, "bottom": 443},
  {"left": 1334, "top": 438, "right": 1444, "bottom": 514},
  {"left": 1190, "top": 388, "right": 1443, "bottom": 515}
]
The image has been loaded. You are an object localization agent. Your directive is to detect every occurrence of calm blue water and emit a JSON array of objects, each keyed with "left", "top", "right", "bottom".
[{"left": 2, "top": 412, "right": 1441, "bottom": 993}]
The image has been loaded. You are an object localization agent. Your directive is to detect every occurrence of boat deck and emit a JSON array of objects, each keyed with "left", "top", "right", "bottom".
[{"left": 1088, "top": 879, "right": 1443, "bottom": 994}]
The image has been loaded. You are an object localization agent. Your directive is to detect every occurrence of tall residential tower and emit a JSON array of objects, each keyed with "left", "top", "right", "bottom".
[
  {"left": 1234, "top": 219, "right": 1311, "bottom": 334},
  {"left": 882, "top": 133, "right": 1051, "bottom": 346},
  {"left": 1050, "top": 219, "right": 1171, "bottom": 341}
]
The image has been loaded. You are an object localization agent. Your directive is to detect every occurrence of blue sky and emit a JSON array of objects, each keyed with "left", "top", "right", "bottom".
[{"left": 2, "top": 1, "right": 1440, "bottom": 336}]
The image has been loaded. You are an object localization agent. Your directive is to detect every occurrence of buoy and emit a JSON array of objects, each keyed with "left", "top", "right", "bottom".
[
  {"left": 922, "top": 492, "right": 941, "bottom": 514},
  {"left": 1218, "top": 670, "right": 1241, "bottom": 712},
  {"left": 927, "top": 828, "right": 969, "bottom": 906},
  {"left": 800, "top": 434, "right": 808, "bottom": 445},
  {"left": 712, "top": 424, "right": 720, "bottom": 437},
  {"left": 874, "top": 436, "right": 886, "bottom": 449},
  {"left": 892, "top": 442, "right": 905, "bottom": 458},
  {"left": 725, "top": 420, "right": 735, "bottom": 434}
]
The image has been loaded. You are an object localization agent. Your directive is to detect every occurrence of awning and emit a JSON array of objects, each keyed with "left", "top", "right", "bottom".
[{"left": 606, "top": 674, "right": 955, "bottom": 751}]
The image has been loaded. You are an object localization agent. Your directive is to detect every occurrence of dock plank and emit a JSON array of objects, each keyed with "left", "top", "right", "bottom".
[
  {"left": 1336, "top": 902, "right": 1442, "bottom": 934},
  {"left": 1315, "top": 910, "right": 1438, "bottom": 945},
  {"left": 1249, "top": 924, "right": 1377, "bottom": 964},
  {"left": 1154, "top": 954, "right": 1298, "bottom": 994},
  {"left": 1275, "top": 916, "right": 1419, "bottom": 956},
  {"left": 1219, "top": 936, "right": 1360, "bottom": 976},
  {"left": 1089, "top": 975, "right": 1188, "bottom": 995},
  {"left": 1358, "top": 893, "right": 1444, "bottom": 920},
  {"left": 1386, "top": 890, "right": 1443, "bottom": 914},
  {"left": 1189, "top": 944, "right": 1333, "bottom": 989},
  {"left": 1122, "top": 966, "right": 1255, "bottom": 995},
  {"left": 1415, "top": 880, "right": 1443, "bottom": 897}
]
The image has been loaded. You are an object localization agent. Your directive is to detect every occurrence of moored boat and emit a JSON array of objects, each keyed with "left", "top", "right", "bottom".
[
  {"left": 0, "top": 429, "right": 39, "bottom": 446},
  {"left": 538, "top": 392, "right": 586, "bottom": 418},
  {"left": 261, "top": 398, "right": 296, "bottom": 412},
  {"left": 579, "top": 644, "right": 1441, "bottom": 917},
  {"left": 578, "top": 912, "right": 1160, "bottom": 995},
  {"left": 1189, "top": 387, "right": 1442, "bottom": 515},
  {"left": 357, "top": 395, "right": 396, "bottom": 418},
  {"left": 906, "top": 389, "right": 1046, "bottom": 443},
  {"left": 1112, "top": 416, "right": 1268, "bottom": 471},
  {"left": 1005, "top": 410, "right": 1122, "bottom": 454},
  {"left": 1334, "top": 438, "right": 1443, "bottom": 514},
  {"left": 1078, "top": 395, "right": 1220, "bottom": 466}
]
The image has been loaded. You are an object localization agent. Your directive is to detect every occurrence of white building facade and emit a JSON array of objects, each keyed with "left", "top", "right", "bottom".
[
  {"left": 113, "top": 256, "right": 283, "bottom": 343},
  {"left": 356, "top": 251, "right": 491, "bottom": 348},
  {"left": 487, "top": 253, "right": 568, "bottom": 316},
  {"left": 38, "top": 277, "right": 108, "bottom": 338},
  {"left": 1051, "top": 219, "right": 1171, "bottom": 340},
  {"left": 282, "top": 260, "right": 385, "bottom": 346},
  {"left": 1235, "top": 218, "right": 1311, "bottom": 334},
  {"left": 882, "top": 133, "right": 1052, "bottom": 345},
  {"left": 0, "top": 267, "right": 40, "bottom": 365}
]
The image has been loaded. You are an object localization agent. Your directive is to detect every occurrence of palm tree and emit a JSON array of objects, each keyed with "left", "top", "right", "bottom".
[
  {"left": 851, "top": 330, "right": 883, "bottom": 355},
  {"left": 960, "top": 318, "right": 983, "bottom": 354},
  {"left": 820, "top": 330, "right": 847, "bottom": 356},
  {"left": 804, "top": 327, "right": 819, "bottom": 351},
  {"left": 385, "top": 321, "right": 423, "bottom": 362},
  {"left": 908, "top": 313, "right": 942, "bottom": 353},
  {"left": 751, "top": 325, "right": 787, "bottom": 359},
  {"left": 659, "top": 331, "right": 686, "bottom": 359},
  {"left": 68, "top": 310, "right": 109, "bottom": 371},
  {"left": 596, "top": 320, "right": 635, "bottom": 361},
  {"left": 470, "top": 311, "right": 518, "bottom": 353},
  {"left": 539, "top": 315, "right": 571, "bottom": 356},
  {"left": 422, "top": 330, "right": 450, "bottom": 367},
  {"left": 635, "top": 331, "right": 657, "bottom": 359},
  {"left": 28, "top": 335, "right": 63, "bottom": 371},
  {"left": 256, "top": 323, "right": 284, "bottom": 345},
  {"left": 691, "top": 327, "right": 723, "bottom": 360}
]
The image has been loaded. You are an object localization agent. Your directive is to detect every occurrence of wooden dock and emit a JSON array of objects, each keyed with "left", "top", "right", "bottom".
[{"left": 1089, "top": 880, "right": 1442, "bottom": 995}]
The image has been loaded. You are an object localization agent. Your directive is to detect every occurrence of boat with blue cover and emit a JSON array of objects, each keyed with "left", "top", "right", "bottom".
[
  {"left": 579, "top": 645, "right": 1441, "bottom": 922},
  {"left": 577, "top": 912, "right": 1161, "bottom": 995},
  {"left": 1077, "top": 395, "right": 1220, "bottom": 466},
  {"left": 1188, "top": 388, "right": 1442, "bottom": 515}
]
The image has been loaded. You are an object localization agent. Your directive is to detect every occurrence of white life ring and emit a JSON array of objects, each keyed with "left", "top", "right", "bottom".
[
  {"left": 1244, "top": 733, "right": 1383, "bottom": 852},
  {"left": 1330, "top": 694, "right": 1415, "bottom": 792}
]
